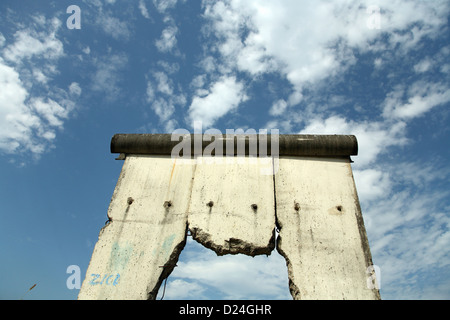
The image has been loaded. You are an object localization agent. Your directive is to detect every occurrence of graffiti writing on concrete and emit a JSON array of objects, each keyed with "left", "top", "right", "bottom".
[{"left": 89, "top": 273, "right": 120, "bottom": 286}]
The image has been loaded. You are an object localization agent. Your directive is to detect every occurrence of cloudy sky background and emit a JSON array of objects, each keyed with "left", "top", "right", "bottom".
[{"left": 0, "top": 0, "right": 449, "bottom": 299}]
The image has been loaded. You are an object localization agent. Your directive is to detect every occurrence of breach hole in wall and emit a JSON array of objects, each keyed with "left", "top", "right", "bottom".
[{"left": 155, "top": 235, "right": 292, "bottom": 300}]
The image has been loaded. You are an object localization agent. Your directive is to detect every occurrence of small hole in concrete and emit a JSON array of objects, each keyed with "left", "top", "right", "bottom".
[
  {"left": 127, "top": 197, "right": 134, "bottom": 205},
  {"left": 336, "top": 205, "right": 343, "bottom": 212},
  {"left": 164, "top": 201, "right": 172, "bottom": 208},
  {"left": 207, "top": 201, "right": 214, "bottom": 208},
  {"left": 251, "top": 204, "right": 258, "bottom": 210}
]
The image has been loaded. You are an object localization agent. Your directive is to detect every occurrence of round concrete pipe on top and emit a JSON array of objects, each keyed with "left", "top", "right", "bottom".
[{"left": 110, "top": 134, "right": 358, "bottom": 157}]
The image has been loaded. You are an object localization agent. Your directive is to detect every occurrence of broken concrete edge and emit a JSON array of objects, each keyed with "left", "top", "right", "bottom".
[
  {"left": 189, "top": 227, "right": 276, "bottom": 257},
  {"left": 95, "top": 219, "right": 279, "bottom": 300},
  {"left": 275, "top": 238, "right": 301, "bottom": 300},
  {"left": 94, "top": 222, "right": 281, "bottom": 299},
  {"left": 85, "top": 208, "right": 287, "bottom": 300},
  {"left": 349, "top": 170, "right": 382, "bottom": 300},
  {"left": 273, "top": 205, "right": 299, "bottom": 300},
  {"left": 144, "top": 224, "right": 277, "bottom": 300},
  {"left": 110, "top": 134, "right": 358, "bottom": 157},
  {"left": 147, "top": 222, "right": 189, "bottom": 300},
  {"left": 148, "top": 224, "right": 277, "bottom": 299}
]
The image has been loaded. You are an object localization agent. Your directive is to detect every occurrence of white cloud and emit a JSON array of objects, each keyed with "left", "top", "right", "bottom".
[
  {"left": 300, "top": 115, "right": 408, "bottom": 167},
  {"left": 374, "top": 57, "right": 383, "bottom": 69},
  {"left": 155, "top": 25, "right": 178, "bottom": 52},
  {"left": 393, "top": 161, "right": 450, "bottom": 188},
  {"left": 146, "top": 81, "right": 155, "bottom": 102},
  {"left": 1, "top": 17, "right": 63, "bottom": 88},
  {"left": 153, "top": 71, "right": 173, "bottom": 95},
  {"left": 82, "top": 46, "right": 91, "bottom": 55},
  {"left": 354, "top": 169, "right": 391, "bottom": 202},
  {"left": 364, "top": 184, "right": 450, "bottom": 296},
  {"left": 156, "top": 60, "right": 180, "bottom": 74},
  {"left": 149, "top": 91, "right": 186, "bottom": 131},
  {"left": 383, "top": 82, "right": 450, "bottom": 120},
  {"left": 146, "top": 66, "right": 186, "bottom": 131},
  {"left": 441, "top": 64, "right": 450, "bottom": 75},
  {"left": 153, "top": 0, "right": 180, "bottom": 13},
  {"left": 201, "top": 0, "right": 450, "bottom": 93},
  {"left": 163, "top": 118, "right": 179, "bottom": 133},
  {"left": 287, "top": 91, "right": 302, "bottom": 107},
  {"left": 0, "top": 59, "right": 73, "bottom": 156},
  {"left": 0, "top": 16, "right": 77, "bottom": 157},
  {"left": 32, "top": 68, "right": 48, "bottom": 84},
  {"left": 188, "top": 76, "right": 248, "bottom": 128},
  {"left": 30, "top": 97, "right": 68, "bottom": 128},
  {"left": 414, "top": 58, "right": 432, "bottom": 73},
  {"left": 190, "top": 75, "right": 206, "bottom": 90},
  {"left": 3, "top": 19, "right": 63, "bottom": 64},
  {"left": 139, "top": 0, "right": 151, "bottom": 19},
  {"left": 0, "top": 58, "right": 34, "bottom": 153},
  {"left": 91, "top": 53, "right": 128, "bottom": 99},
  {"left": 151, "top": 97, "right": 175, "bottom": 122},
  {"left": 349, "top": 152, "right": 450, "bottom": 299},
  {"left": 269, "top": 99, "right": 287, "bottom": 116},
  {"left": 97, "top": 12, "right": 131, "bottom": 40},
  {"left": 68, "top": 82, "right": 82, "bottom": 97},
  {"left": 198, "top": 56, "right": 216, "bottom": 73}
]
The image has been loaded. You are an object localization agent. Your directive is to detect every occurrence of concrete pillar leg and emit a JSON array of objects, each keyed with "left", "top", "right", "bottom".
[
  {"left": 275, "top": 157, "right": 380, "bottom": 300},
  {"left": 78, "top": 156, "right": 195, "bottom": 300}
]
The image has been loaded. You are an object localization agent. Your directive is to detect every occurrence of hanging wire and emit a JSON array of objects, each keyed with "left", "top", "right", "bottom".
[
  {"left": 160, "top": 277, "right": 168, "bottom": 300},
  {"left": 158, "top": 264, "right": 177, "bottom": 300}
]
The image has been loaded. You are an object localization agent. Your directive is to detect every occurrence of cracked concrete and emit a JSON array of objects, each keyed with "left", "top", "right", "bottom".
[
  {"left": 79, "top": 152, "right": 379, "bottom": 300},
  {"left": 274, "top": 157, "right": 380, "bottom": 300},
  {"left": 190, "top": 227, "right": 276, "bottom": 257},
  {"left": 186, "top": 156, "right": 276, "bottom": 258},
  {"left": 78, "top": 156, "right": 193, "bottom": 300}
]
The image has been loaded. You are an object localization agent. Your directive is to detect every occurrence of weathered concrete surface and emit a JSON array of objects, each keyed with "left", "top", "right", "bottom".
[
  {"left": 80, "top": 133, "right": 379, "bottom": 300},
  {"left": 275, "top": 157, "right": 380, "bottom": 300},
  {"left": 188, "top": 157, "right": 276, "bottom": 256},
  {"left": 78, "top": 156, "right": 195, "bottom": 300},
  {"left": 79, "top": 155, "right": 277, "bottom": 299}
]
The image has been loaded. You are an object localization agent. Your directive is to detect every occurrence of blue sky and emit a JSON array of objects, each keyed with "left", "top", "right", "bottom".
[{"left": 0, "top": 0, "right": 449, "bottom": 300}]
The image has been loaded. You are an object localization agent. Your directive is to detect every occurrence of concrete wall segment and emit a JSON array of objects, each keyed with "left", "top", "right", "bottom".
[
  {"left": 80, "top": 135, "right": 379, "bottom": 300},
  {"left": 274, "top": 157, "right": 380, "bottom": 300}
]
